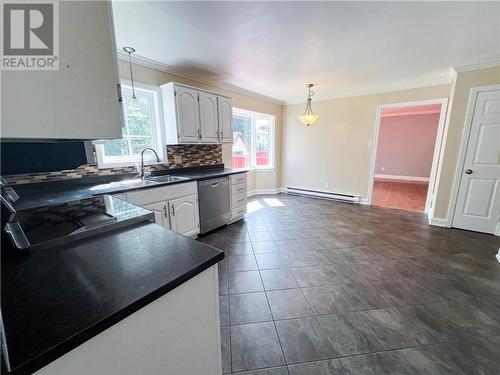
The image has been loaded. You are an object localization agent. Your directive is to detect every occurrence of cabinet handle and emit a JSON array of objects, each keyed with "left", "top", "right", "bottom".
[
  {"left": 198, "top": 128, "right": 202, "bottom": 139},
  {"left": 163, "top": 205, "right": 168, "bottom": 216},
  {"left": 117, "top": 84, "right": 123, "bottom": 103},
  {"left": 221, "top": 130, "right": 224, "bottom": 139},
  {"left": 171, "top": 204, "right": 175, "bottom": 216},
  {"left": 216, "top": 129, "right": 220, "bottom": 139},
  {"left": 177, "top": 132, "right": 181, "bottom": 140}
]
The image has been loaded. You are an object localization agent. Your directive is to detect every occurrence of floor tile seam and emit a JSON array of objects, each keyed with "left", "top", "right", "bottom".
[{"left": 258, "top": 265, "right": 288, "bottom": 370}]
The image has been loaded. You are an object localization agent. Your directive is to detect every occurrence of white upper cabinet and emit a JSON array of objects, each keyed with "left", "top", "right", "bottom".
[
  {"left": 199, "top": 92, "right": 219, "bottom": 143},
  {"left": 175, "top": 86, "right": 201, "bottom": 143},
  {"left": 162, "top": 82, "right": 233, "bottom": 144},
  {"left": 218, "top": 96, "right": 233, "bottom": 143},
  {"left": 1, "top": 1, "right": 123, "bottom": 140}
]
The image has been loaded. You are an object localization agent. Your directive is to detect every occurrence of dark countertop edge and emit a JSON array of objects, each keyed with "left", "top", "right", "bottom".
[
  {"left": 8, "top": 243, "right": 224, "bottom": 375},
  {"left": 12, "top": 167, "right": 249, "bottom": 212}
]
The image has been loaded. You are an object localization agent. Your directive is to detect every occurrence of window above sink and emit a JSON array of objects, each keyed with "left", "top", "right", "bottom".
[{"left": 94, "top": 81, "right": 166, "bottom": 169}]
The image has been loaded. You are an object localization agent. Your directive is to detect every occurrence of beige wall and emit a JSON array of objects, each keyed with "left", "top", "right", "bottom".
[
  {"left": 118, "top": 60, "right": 282, "bottom": 191},
  {"left": 282, "top": 85, "right": 450, "bottom": 199},
  {"left": 433, "top": 66, "right": 500, "bottom": 219}
]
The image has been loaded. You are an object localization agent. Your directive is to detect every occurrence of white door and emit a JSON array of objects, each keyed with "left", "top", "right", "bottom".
[
  {"left": 175, "top": 86, "right": 201, "bottom": 143},
  {"left": 453, "top": 88, "right": 500, "bottom": 234},
  {"left": 199, "top": 92, "right": 219, "bottom": 143},
  {"left": 218, "top": 97, "right": 233, "bottom": 143},
  {"left": 143, "top": 201, "right": 169, "bottom": 229},
  {"left": 168, "top": 195, "right": 200, "bottom": 237}
]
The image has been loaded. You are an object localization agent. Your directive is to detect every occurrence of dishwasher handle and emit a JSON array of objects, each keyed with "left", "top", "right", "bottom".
[{"left": 199, "top": 177, "right": 228, "bottom": 187}]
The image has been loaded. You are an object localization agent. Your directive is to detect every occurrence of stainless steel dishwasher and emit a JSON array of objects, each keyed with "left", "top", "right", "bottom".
[{"left": 198, "top": 176, "right": 230, "bottom": 234}]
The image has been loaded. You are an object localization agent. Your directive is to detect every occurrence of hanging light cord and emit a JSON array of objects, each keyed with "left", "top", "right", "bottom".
[
  {"left": 123, "top": 47, "right": 137, "bottom": 99},
  {"left": 304, "top": 85, "right": 315, "bottom": 115},
  {"left": 128, "top": 52, "right": 136, "bottom": 99}
]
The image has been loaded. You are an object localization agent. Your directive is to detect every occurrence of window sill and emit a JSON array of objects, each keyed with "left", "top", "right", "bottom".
[{"left": 246, "top": 168, "right": 276, "bottom": 172}]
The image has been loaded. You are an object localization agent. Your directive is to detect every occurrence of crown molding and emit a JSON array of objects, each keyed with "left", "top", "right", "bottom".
[
  {"left": 452, "top": 59, "right": 500, "bottom": 73},
  {"left": 117, "top": 50, "right": 499, "bottom": 106},
  {"left": 283, "top": 77, "right": 452, "bottom": 105},
  {"left": 116, "top": 50, "right": 283, "bottom": 105}
]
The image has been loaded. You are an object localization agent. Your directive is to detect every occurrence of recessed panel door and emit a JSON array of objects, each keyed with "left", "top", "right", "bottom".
[
  {"left": 175, "top": 86, "right": 200, "bottom": 143},
  {"left": 199, "top": 91, "right": 219, "bottom": 143},
  {"left": 453, "top": 89, "right": 500, "bottom": 234}
]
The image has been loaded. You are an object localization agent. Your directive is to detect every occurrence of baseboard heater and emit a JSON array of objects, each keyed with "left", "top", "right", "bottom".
[{"left": 284, "top": 187, "right": 360, "bottom": 203}]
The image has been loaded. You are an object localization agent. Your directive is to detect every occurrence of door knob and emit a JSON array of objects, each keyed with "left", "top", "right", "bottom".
[{"left": 465, "top": 169, "right": 473, "bottom": 174}]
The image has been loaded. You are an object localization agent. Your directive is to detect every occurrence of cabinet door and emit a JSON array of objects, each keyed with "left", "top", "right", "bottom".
[
  {"left": 218, "top": 97, "right": 233, "bottom": 143},
  {"left": 143, "top": 202, "right": 169, "bottom": 229},
  {"left": 199, "top": 92, "right": 219, "bottom": 143},
  {"left": 168, "top": 195, "right": 200, "bottom": 237},
  {"left": 175, "top": 86, "right": 201, "bottom": 143},
  {"left": 1, "top": 1, "right": 123, "bottom": 140}
]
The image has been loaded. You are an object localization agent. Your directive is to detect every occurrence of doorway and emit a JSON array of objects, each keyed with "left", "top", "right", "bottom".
[{"left": 368, "top": 99, "right": 448, "bottom": 213}]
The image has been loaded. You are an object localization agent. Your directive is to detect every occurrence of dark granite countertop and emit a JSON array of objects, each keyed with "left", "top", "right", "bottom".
[
  {"left": 11, "top": 165, "right": 248, "bottom": 211},
  {"left": 1, "top": 222, "right": 224, "bottom": 374}
]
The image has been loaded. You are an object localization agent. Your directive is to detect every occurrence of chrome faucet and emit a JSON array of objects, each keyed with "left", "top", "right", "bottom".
[{"left": 140, "top": 147, "right": 160, "bottom": 179}]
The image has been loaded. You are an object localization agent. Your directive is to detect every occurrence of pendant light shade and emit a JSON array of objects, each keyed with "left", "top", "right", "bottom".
[
  {"left": 122, "top": 46, "right": 141, "bottom": 111},
  {"left": 298, "top": 84, "right": 319, "bottom": 126}
]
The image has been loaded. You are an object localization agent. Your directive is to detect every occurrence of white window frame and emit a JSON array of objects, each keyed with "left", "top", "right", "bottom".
[
  {"left": 233, "top": 108, "right": 275, "bottom": 170},
  {"left": 94, "top": 81, "right": 166, "bottom": 169}
]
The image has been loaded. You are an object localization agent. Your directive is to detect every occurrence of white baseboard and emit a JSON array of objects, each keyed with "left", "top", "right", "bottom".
[
  {"left": 428, "top": 217, "right": 449, "bottom": 227},
  {"left": 374, "top": 174, "right": 430, "bottom": 183},
  {"left": 359, "top": 198, "right": 369, "bottom": 205},
  {"left": 247, "top": 188, "right": 282, "bottom": 197}
]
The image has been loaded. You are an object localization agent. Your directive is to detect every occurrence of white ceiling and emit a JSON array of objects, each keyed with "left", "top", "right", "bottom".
[{"left": 112, "top": 1, "right": 500, "bottom": 104}]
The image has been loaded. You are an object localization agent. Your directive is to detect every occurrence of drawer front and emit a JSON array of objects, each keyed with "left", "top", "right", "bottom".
[
  {"left": 126, "top": 182, "right": 197, "bottom": 206},
  {"left": 231, "top": 205, "right": 247, "bottom": 219},
  {"left": 231, "top": 182, "right": 247, "bottom": 196},
  {"left": 230, "top": 173, "right": 247, "bottom": 185},
  {"left": 231, "top": 192, "right": 247, "bottom": 209}
]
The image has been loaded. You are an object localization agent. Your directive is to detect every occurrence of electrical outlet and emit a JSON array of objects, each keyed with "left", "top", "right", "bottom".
[
  {"left": 324, "top": 182, "right": 329, "bottom": 188},
  {"left": 174, "top": 155, "right": 182, "bottom": 164},
  {"left": 381, "top": 166, "right": 385, "bottom": 171}
]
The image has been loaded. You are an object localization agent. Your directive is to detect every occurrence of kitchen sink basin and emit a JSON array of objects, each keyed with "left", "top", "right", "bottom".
[
  {"left": 90, "top": 178, "right": 157, "bottom": 191},
  {"left": 145, "top": 175, "right": 189, "bottom": 183}
]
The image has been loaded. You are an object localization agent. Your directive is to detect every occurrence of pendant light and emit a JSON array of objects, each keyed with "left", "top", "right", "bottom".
[
  {"left": 122, "top": 46, "right": 141, "bottom": 111},
  {"left": 298, "top": 84, "right": 320, "bottom": 126}
]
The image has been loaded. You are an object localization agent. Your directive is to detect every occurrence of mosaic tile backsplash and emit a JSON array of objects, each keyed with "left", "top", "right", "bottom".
[{"left": 4, "top": 144, "right": 222, "bottom": 185}]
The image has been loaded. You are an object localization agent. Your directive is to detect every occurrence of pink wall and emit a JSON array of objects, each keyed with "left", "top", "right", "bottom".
[{"left": 375, "top": 113, "right": 440, "bottom": 178}]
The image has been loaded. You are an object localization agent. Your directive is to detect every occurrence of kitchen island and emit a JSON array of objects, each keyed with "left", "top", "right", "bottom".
[{"left": 1, "top": 222, "right": 224, "bottom": 374}]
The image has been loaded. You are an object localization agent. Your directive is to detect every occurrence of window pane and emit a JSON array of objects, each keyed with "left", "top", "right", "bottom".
[
  {"left": 103, "top": 138, "right": 130, "bottom": 157},
  {"left": 100, "top": 86, "right": 157, "bottom": 164},
  {"left": 255, "top": 119, "right": 271, "bottom": 168},
  {"left": 129, "top": 137, "right": 154, "bottom": 155},
  {"left": 232, "top": 115, "right": 252, "bottom": 168}
]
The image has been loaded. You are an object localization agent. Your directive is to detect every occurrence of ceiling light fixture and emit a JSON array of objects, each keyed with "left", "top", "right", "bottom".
[
  {"left": 298, "top": 84, "right": 320, "bottom": 126},
  {"left": 122, "top": 46, "right": 141, "bottom": 111}
]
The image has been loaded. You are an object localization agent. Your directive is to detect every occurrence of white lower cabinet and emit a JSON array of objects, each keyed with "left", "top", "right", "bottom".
[
  {"left": 125, "top": 182, "right": 200, "bottom": 237},
  {"left": 230, "top": 173, "right": 248, "bottom": 222},
  {"left": 142, "top": 201, "right": 169, "bottom": 229},
  {"left": 168, "top": 195, "right": 200, "bottom": 237}
]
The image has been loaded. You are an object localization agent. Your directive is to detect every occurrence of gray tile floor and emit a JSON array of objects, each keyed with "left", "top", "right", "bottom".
[{"left": 197, "top": 194, "right": 500, "bottom": 375}]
